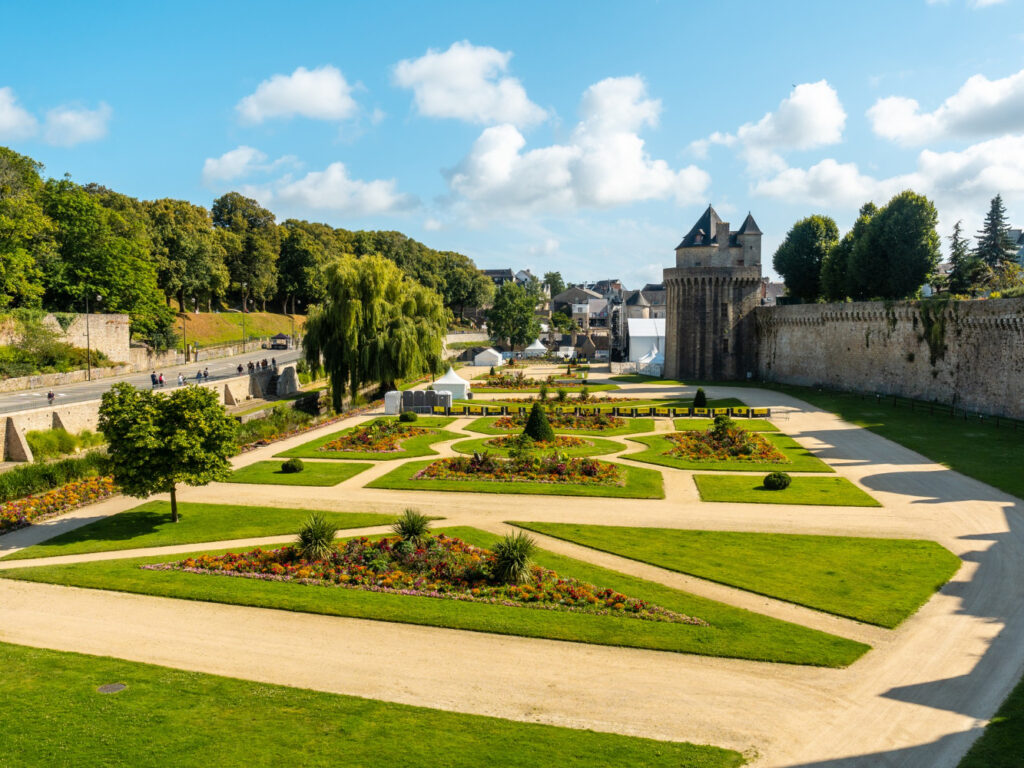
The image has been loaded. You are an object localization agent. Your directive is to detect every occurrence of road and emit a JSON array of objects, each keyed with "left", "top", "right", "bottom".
[{"left": 0, "top": 346, "right": 303, "bottom": 415}]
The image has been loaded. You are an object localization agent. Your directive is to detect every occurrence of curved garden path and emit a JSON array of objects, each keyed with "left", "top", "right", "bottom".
[{"left": 1, "top": 365, "right": 1022, "bottom": 767}]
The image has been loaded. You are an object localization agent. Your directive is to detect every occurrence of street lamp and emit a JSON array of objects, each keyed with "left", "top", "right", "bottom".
[
  {"left": 291, "top": 300, "right": 301, "bottom": 348},
  {"left": 241, "top": 282, "right": 247, "bottom": 353},
  {"left": 85, "top": 293, "right": 102, "bottom": 381}
]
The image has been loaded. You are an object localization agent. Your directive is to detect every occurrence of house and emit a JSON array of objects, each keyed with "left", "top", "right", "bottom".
[
  {"left": 760, "top": 281, "right": 786, "bottom": 306},
  {"left": 626, "top": 317, "right": 666, "bottom": 364},
  {"left": 1010, "top": 228, "right": 1024, "bottom": 266},
  {"left": 552, "top": 286, "right": 601, "bottom": 315},
  {"left": 482, "top": 268, "right": 515, "bottom": 287},
  {"left": 586, "top": 279, "right": 624, "bottom": 301}
]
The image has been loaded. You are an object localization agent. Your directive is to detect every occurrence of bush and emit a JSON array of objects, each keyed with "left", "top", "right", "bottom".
[
  {"left": 763, "top": 471, "right": 792, "bottom": 490},
  {"left": 25, "top": 427, "right": 105, "bottom": 461},
  {"left": 523, "top": 402, "right": 555, "bottom": 442},
  {"left": 492, "top": 531, "right": 537, "bottom": 584},
  {"left": 398, "top": 411, "right": 418, "bottom": 423},
  {"left": 578, "top": 386, "right": 590, "bottom": 402},
  {"left": 556, "top": 387, "right": 568, "bottom": 402},
  {"left": 281, "top": 458, "right": 305, "bottom": 473},
  {"left": 489, "top": 365, "right": 495, "bottom": 376},
  {"left": 236, "top": 404, "right": 313, "bottom": 446},
  {"left": 392, "top": 508, "right": 431, "bottom": 542},
  {"left": 538, "top": 383, "right": 549, "bottom": 400},
  {"left": 296, "top": 512, "right": 337, "bottom": 560},
  {"left": 0, "top": 451, "right": 109, "bottom": 504},
  {"left": 693, "top": 388, "right": 708, "bottom": 409}
]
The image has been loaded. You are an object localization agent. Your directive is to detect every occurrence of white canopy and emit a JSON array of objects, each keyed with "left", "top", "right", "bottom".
[
  {"left": 473, "top": 347, "right": 503, "bottom": 367},
  {"left": 524, "top": 338, "right": 547, "bottom": 357},
  {"left": 432, "top": 366, "right": 469, "bottom": 399}
]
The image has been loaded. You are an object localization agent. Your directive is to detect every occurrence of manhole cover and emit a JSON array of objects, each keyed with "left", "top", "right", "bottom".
[{"left": 97, "top": 683, "right": 126, "bottom": 694}]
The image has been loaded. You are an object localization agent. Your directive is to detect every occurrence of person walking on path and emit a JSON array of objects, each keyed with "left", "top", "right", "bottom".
[
  {"left": 177, "top": 373, "right": 185, "bottom": 387},
  {"left": 203, "top": 368, "right": 209, "bottom": 381},
  {"left": 237, "top": 364, "right": 244, "bottom": 375},
  {"left": 158, "top": 373, "right": 165, "bottom": 388},
  {"left": 150, "top": 371, "right": 158, "bottom": 389},
  {"left": 47, "top": 390, "right": 55, "bottom": 406},
  {"left": 195, "top": 370, "right": 203, "bottom": 383}
]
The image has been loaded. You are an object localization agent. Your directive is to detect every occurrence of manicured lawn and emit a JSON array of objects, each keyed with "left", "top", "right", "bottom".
[
  {"left": 276, "top": 418, "right": 460, "bottom": 461},
  {"left": 958, "top": 668, "right": 1024, "bottom": 768},
  {"left": 225, "top": 460, "right": 371, "bottom": 486},
  {"left": 624, "top": 433, "right": 833, "bottom": 472},
  {"left": 472, "top": 383, "right": 620, "bottom": 393},
  {"left": 465, "top": 416, "right": 656, "bottom": 437},
  {"left": 510, "top": 523, "right": 960, "bottom": 628},
  {"left": 693, "top": 475, "right": 880, "bottom": 507},
  {"left": 455, "top": 397, "right": 746, "bottom": 412},
  {"left": 609, "top": 374, "right": 690, "bottom": 385},
  {"left": 674, "top": 418, "right": 778, "bottom": 432},
  {"left": 0, "top": 642, "right": 744, "bottom": 768},
  {"left": 2, "top": 502, "right": 395, "bottom": 561},
  {"left": 450, "top": 435, "right": 624, "bottom": 458},
  {"left": 367, "top": 460, "right": 665, "bottom": 499},
  {"left": 0, "top": 527, "right": 868, "bottom": 666}
]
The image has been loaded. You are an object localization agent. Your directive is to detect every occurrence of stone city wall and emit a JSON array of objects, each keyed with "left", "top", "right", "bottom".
[{"left": 755, "top": 298, "right": 1024, "bottom": 419}]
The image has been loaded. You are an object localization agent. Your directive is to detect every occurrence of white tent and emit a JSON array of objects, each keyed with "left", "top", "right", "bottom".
[
  {"left": 473, "top": 347, "right": 503, "bottom": 367},
  {"left": 524, "top": 338, "right": 547, "bottom": 358},
  {"left": 432, "top": 366, "right": 470, "bottom": 400},
  {"left": 627, "top": 318, "right": 666, "bottom": 363}
]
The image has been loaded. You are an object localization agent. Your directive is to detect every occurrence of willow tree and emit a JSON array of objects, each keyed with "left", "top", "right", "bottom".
[{"left": 304, "top": 254, "right": 447, "bottom": 411}]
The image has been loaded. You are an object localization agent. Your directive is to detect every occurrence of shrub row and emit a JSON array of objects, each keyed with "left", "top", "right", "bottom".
[{"left": 0, "top": 451, "right": 109, "bottom": 504}]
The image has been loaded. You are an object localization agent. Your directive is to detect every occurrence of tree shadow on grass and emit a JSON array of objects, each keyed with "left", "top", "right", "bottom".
[
  {"left": 7, "top": 509, "right": 171, "bottom": 553},
  {"left": 783, "top": 729, "right": 985, "bottom": 767},
  {"left": 858, "top": 469, "right": 1017, "bottom": 506}
]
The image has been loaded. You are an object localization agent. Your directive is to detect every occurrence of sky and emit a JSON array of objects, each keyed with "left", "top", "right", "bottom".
[{"left": 2, "top": 0, "right": 1023, "bottom": 287}]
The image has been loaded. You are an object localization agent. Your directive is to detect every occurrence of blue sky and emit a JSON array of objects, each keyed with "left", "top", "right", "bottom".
[{"left": 2, "top": 0, "right": 1023, "bottom": 286}]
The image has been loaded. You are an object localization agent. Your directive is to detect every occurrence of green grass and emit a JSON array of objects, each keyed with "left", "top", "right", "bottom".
[
  {"left": 693, "top": 475, "right": 880, "bottom": 507},
  {"left": 367, "top": 459, "right": 665, "bottom": 499},
  {"left": 957, "top": 668, "right": 1024, "bottom": 768},
  {"left": 624, "top": 433, "right": 834, "bottom": 473},
  {"left": 510, "top": 523, "right": 960, "bottom": 628},
  {"left": 450, "top": 435, "right": 624, "bottom": 458},
  {"left": 0, "top": 642, "right": 743, "bottom": 768},
  {"left": 473, "top": 383, "right": 619, "bottom": 393},
  {"left": 754, "top": 383, "right": 1024, "bottom": 501},
  {"left": 465, "top": 415, "right": 656, "bottom": 437},
  {"left": 0, "top": 526, "right": 868, "bottom": 667},
  {"left": 609, "top": 374, "right": 690, "bottom": 385},
  {"left": 2, "top": 502, "right": 395, "bottom": 561},
  {"left": 276, "top": 417, "right": 459, "bottom": 461},
  {"left": 456, "top": 397, "right": 746, "bottom": 412},
  {"left": 674, "top": 418, "right": 778, "bottom": 432},
  {"left": 180, "top": 311, "right": 304, "bottom": 348},
  {"left": 225, "top": 461, "right": 371, "bottom": 486}
]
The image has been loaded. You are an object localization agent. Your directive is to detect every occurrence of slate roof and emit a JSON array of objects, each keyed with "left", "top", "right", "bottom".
[
  {"left": 737, "top": 212, "right": 762, "bottom": 235},
  {"left": 625, "top": 290, "right": 650, "bottom": 306},
  {"left": 676, "top": 205, "right": 762, "bottom": 248}
]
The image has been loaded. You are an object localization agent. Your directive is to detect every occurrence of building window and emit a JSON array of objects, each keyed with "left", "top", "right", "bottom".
[
  {"left": 721, "top": 337, "right": 729, "bottom": 353},
  {"left": 721, "top": 302, "right": 728, "bottom": 320}
]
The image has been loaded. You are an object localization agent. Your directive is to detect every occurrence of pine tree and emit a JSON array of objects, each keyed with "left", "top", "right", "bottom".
[
  {"left": 946, "top": 220, "right": 983, "bottom": 295},
  {"left": 522, "top": 402, "right": 555, "bottom": 442},
  {"left": 975, "top": 194, "right": 1016, "bottom": 267}
]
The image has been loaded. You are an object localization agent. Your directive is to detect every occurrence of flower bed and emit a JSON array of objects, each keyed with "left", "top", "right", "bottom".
[
  {"left": 416, "top": 452, "right": 621, "bottom": 486},
  {"left": 0, "top": 476, "right": 117, "bottom": 534},
  {"left": 320, "top": 421, "right": 430, "bottom": 453},
  {"left": 667, "top": 421, "right": 786, "bottom": 464},
  {"left": 238, "top": 398, "right": 383, "bottom": 452},
  {"left": 143, "top": 533, "right": 706, "bottom": 625},
  {"left": 487, "top": 434, "right": 586, "bottom": 450},
  {"left": 495, "top": 411, "right": 626, "bottom": 431}
]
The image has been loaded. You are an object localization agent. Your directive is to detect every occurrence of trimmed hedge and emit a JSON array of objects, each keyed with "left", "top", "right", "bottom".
[
  {"left": 763, "top": 471, "right": 792, "bottom": 490},
  {"left": 281, "top": 458, "right": 305, "bottom": 474}
]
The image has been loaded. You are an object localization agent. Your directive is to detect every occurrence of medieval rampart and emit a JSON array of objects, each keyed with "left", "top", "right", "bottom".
[{"left": 755, "top": 298, "right": 1024, "bottom": 419}]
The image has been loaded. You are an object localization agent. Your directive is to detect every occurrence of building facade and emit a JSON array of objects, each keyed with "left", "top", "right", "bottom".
[{"left": 663, "top": 205, "right": 763, "bottom": 380}]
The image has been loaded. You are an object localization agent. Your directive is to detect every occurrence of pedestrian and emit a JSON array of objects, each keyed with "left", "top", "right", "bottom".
[
  {"left": 150, "top": 371, "right": 158, "bottom": 389},
  {"left": 177, "top": 373, "right": 185, "bottom": 386},
  {"left": 271, "top": 357, "right": 277, "bottom": 369},
  {"left": 203, "top": 367, "right": 209, "bottom": 380},
  {"left": 195, "top": 370, "right": 202, "bottom": 382},
  {"left": 47, "top": 390, "right": 55, "bottom": 405},
  {"left": 237, "top": 363, "right": 243, "bottom": 375},
  {"left": 158, "top": 372, "right": 165, "bottom": 388}
]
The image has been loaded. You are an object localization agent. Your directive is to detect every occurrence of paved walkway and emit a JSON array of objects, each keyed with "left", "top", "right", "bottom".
[{"left": 1, "top": 365, "right": 1022, "bottom": 767}]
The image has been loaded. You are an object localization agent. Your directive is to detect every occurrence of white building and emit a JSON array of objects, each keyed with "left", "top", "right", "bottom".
[{"left": 627, "top": 318, "right": 666, "bottom": 364}]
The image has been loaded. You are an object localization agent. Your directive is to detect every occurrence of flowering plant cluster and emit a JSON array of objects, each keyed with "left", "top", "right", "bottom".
[
  {"left": 495, "top": 411, "right": 625, "bottom": 432},
  {"left": 144, "top": 533, "right": 706, "bottom": 625},
  {"left": 488, "top": 434, "right": 586, "bottom": 450},
  {"left": 320, "top": 420, "right": 430, "bottom": 453},
  {"left": 667, "top": 418, "right": 785, "bottom": 463},
  {"left": 417, "top": 451, "right": 620, "bottom": 486},
  {"left": 238, "top": 399, "right": 384, "bottom": 452},
  {"left": 0, "top": 475, "right": 117, "bottom": 534},
  {"left": 481, "top": 371, "right": 547, "bottom": 389}
]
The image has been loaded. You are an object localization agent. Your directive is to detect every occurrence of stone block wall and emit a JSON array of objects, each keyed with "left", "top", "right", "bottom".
[
  {"left": 755, "top": 298, "right": 1024, "bottom": 419},
  {"left": 61, "top": 314, "right": 131, "bottom": 362}
]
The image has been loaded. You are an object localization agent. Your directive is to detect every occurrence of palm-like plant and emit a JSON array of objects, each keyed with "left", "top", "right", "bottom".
[
  {"left": 492, "top": 531, "right": 537, "bottom": 584},
  {"left": 296, "top": 512, "right": 337, "bottom": 561},
  {"left": 392, "top": 508, "right": 431, "bottom": 543}
]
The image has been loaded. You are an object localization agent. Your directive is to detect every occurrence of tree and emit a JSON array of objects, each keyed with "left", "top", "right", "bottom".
[
  {"left": 847, "top": 190, "right": 940, "bottom": 300},
  {"left": 487, "top": 281, "right": 541, "bottom": 350},
  {"left": 303, "top": 254, "right": 447, "bottom": 410},
  {"left": 276, "top": 219, "right": 336, "bottom": 313},
  {"left": 146, "top": 199, "right": 225, "bottom": 311},
  {"left": 523, "top": 402, "right": 555, "bottom": 442},
  {"left": 98, "top": 383, "right": 238, "bottom": 523},
  {"left": 543, "top": 271, "right": 566, "bottom": 298},
  {"left": 946, "top": 220, "right": 984, "bottom": 296},
  {"left": 975, "top": 194, "right": 1017, "bottom": 267},
  {"left": 0, "top": 147, "right": 50, "bottom": 309},
  {"left": 772, "top": 215, "right": 838, "bottom": 302},
  {"left": 821, "top": 203, "right": 876, "bottom": 302},
  {"left": 211, "top": 192, "right": 280, "bottom": 310},
  {"left": 436, "top": 252, "right": 493, "bottom": 318}
]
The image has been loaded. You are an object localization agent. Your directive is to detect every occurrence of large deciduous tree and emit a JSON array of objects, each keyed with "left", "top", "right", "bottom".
[
  {"left": 974, "top": 194, "right": 1017, "bottom": 268},
  {"left": 303, "top": 254, "right": 447, "bottom": 411},
  {"left": 487, "top": 281, "right": 541, "bottom": 350},
  {"left": 211, "top": 192, "right": 280, "bottom": 311},
  {"left": 773, "top": 215, "right": 839, "bottom": 302},
  {"left": 146, "top": 198, "right": 226, "bottom": 311},
  {"left": 543, "top": 271, "right": 566, "bottom": 298},
  {"left": 847, "top": 190, "right": 940, "bottom": 300},
  {"left": 821, "top": 203, "right": 876, "bottom": 302},
  {"left": 0, "top": 147, "right": 50, "bottom": 309},
  {"left": 98, "top": 383, "right": 238, "bottom": 523}
]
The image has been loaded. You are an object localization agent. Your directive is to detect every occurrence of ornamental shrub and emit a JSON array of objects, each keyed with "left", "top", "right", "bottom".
[
  {"left": 281, "top": 458, "right": 305, "bottom": 473},
  {"left": 296, "top": 512, "right": 337, "bottom": 560},
  {"left": 538, "top": 383, "right": 549, "bottom": 400},
  {"left": 489, "top": 365, "right": 495, "bottom": 376},
  {"left": 492, "top": 531, "right": 537, "bottom": 584},
  {"left": 392, "top": 508, "right": 431, "bottom": 543},
  {"left": 398, "top": 410, "right": 418, "bottom": 423},
  {"left": 693, "top": 388, "right": 708, "bottom": 409},
  {"left": 523, "top": 402, "right": 555, "bottom": 442},
  {"left": 578, "top": 386, "right": 590, "bottom": 402},
  {"left": 0, "top": 451, "right": 109, "bottom": 504},
  {"left": 556, "top": 387, "right": 568, "bottom": 402},
  {"left": 763, "top": 471, "right": 791, "bottom": 490}
]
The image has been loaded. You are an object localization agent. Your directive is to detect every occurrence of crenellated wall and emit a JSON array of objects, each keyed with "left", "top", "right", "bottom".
[{"left": 755, "top": 298, "right": 1024, "bottom": 419}]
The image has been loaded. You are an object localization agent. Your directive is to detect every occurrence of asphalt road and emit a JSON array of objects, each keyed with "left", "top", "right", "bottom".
[{"left": 0, "top": 347, "right": 303, "bottom": 416}]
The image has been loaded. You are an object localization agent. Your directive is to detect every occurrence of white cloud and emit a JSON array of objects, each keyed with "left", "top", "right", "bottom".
[
  {"left": 869, "top": 67, "right": 1024, "bottom": 145},
  {"left": 447, "top": 76, "right": 709, "bottom": 218},
  {"left": 202, "top": 146, "right": 268, "bottom": 184},
  {"left": 266, "top": 162, "right": 416, "bottom": 216},
  {"left": 0, "top": 87, "right": 38, "bottom": 140},
  {"left": 237, "top": 65, "right": 358, "bottom": 124},
  {"left": 692, "top": 81, "right": 846, "bottom": 173},
  {"left": 423, "top": 217, "right": 442, "bottom": 231},
  {"left": 43, "top": 102, "right": 112, "bottom": 146},
  {"left": 393, "top": 40, "right": 546, "bottom": 127}
]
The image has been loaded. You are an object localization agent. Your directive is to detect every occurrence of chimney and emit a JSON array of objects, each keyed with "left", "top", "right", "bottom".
[{"left": 715, "top": 221, "right": 730, "bottom": 246}]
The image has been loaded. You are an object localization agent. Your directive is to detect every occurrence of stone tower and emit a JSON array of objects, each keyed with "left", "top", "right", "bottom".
[{"left": 663, "top": 205, "right": 763, "bottom": 380}]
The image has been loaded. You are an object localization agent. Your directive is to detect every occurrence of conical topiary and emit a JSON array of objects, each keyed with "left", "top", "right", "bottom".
[
  {"left": 523, "top": 402, "right": 555, "bottom": 442},
  {"left": 693, "top": 388, "right": 708, "bottom": 409}
]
